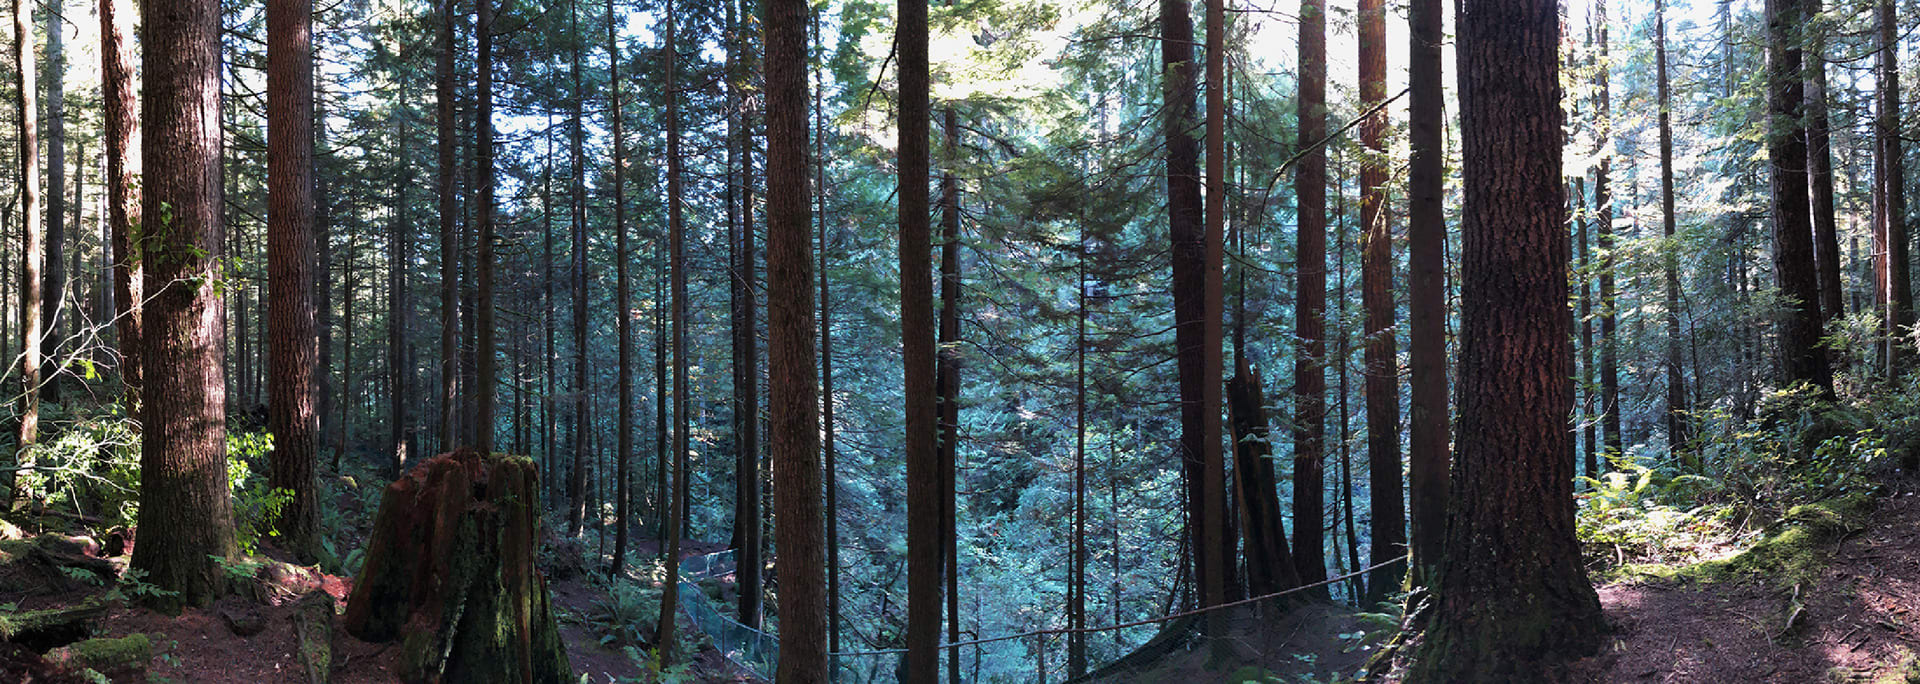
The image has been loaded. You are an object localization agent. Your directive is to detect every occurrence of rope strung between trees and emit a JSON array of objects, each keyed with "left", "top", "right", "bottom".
[{"left": 826, "top": 555, "right": 1410, "bottom": 657}]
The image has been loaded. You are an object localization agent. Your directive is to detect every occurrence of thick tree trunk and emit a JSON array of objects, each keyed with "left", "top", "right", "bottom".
[
  {"left": 1769, "top": 0, "right": 1832, "bottom": 392},
  {"left": 343, "top": 451, "right": 572, "bottom": 684},
  {"left": 102, "top": 0, "right": 140, "bottom": 402},
  {"left": 1359, "top": 0, "right": 1404, "bottom": 606},
  {"left": 1405, "top": 0, "right": 1605, "bottom": 674},
  {"left": 766, "top": 0, "right": 826, "bottom": 673},
  {"left": 1292, "top": 0, "right": 1328, "bottom": 595},
  {"left": 133, "top": 0, "right": 239, "bottom": 608},
  {"left": 1201, "top": 0, "right": 1230, "bottom": 625},
  {"left": 8, "top": 0, "right": 39, "bottom": 509},
  {"left": 267, "top": 0, "right": 321, "bottom": 560},
  {"left": 899, "top": 0, "right": 940, "bottom": 675},
  {"left": 1406, "top": 0, "right": 1447, "bottom": 587}
]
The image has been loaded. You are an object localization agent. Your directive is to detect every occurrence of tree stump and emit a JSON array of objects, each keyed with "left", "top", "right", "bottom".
[{"left": 342, "top": 450, "right": 571, "bottom": 684}]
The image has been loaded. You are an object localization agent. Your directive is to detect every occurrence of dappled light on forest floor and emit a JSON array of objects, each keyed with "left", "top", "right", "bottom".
[{"left": 1572, "top": 478, "right": 1920, "bottom": 682}]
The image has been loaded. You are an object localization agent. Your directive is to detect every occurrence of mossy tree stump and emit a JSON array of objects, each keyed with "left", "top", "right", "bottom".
[{"left": 343, "top": 450, "right": 571, "bottom": 684}]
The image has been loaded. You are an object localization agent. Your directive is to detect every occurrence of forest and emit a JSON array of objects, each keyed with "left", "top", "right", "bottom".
[{"left": 0, "top": 0, "right": 1916, "bottom": 679}]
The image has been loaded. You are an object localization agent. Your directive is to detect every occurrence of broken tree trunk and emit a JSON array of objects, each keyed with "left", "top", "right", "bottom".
[
  {"left": 342, "top": 450, "right": 571, "bottom": 684},
  {"left": 1229, "top": 360, "right": 1305, "bottom": 600}
]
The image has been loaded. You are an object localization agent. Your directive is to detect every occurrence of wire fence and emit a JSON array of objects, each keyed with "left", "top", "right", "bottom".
[{"left": 664, "top": 549, "right": 1406, "bottom": 682}]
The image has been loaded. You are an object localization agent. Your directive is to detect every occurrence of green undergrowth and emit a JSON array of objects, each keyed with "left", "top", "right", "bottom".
[{"left": 1581, "top": 378, "right": 1916, "bottom": 585}]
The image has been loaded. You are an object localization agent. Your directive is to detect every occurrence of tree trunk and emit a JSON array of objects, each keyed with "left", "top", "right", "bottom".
[
  {"left": 391, "top": 112, "right": 412, "bottom": 478},
  {"left": 1405, "top": 0, "right": 1606, "bottom": 673},
  {"left": 1877, "top": 0, "right": 1910, "bottom": 374},
  {"left": 727, "top": 0, "right": 763, "bottom": 624},
  {"left": 815, "top": 6, "right": 842, "bottom": 657},
  {"left": 133, "top": 0, "right": 239, "bottom": 608},
  {"left": 1292, "top": 0, "right": 1329, "bottom": 594},
  {"left": 1201, "top": 0, "right": 1230, "bottom": 626},
  {"left": 1805, "top": 0, "right": 1843, "bottom": 326},
  {"left": 938, "top": 97, "right": 963, "bottom": 684},
  {"left": 1406, "top": 0, "right": 1447, "bottom": 587},
  {"left": 1769, "top": 0, "right": 1832, "bottom": 392},
  {"left": 1359, "top": 0, "right": 1404, "bottom": 606},
  {"left": 1595, "top": 0, "right": 1621, "bottom": 457},
  {"left": 103, "top": 0, "right": 140, "bottom": 402},
  {"left": 607, "top": 0, "right": 633, "bottom": 578},
  {"left": 1230, "top": 359, "right": 1302, "bottom": 599},
  {"left": 898, "top": 0, "right": 940, "bottom": 675},
  {"left": 8, "top": 0, "right": 39, "bottom": 509},
  {"left": 343, "top": 451, "right": 573, "bottom": 684},
  {"left": 566, "top": 0, "right": 589, "bottom": 537},
  {"left": 1655, "top": 0, "right": 1692, "bottom": 461},
  {"left": 766, "top": 0, "right": 826, "bottom": 673},
  {"left": 267, "top": 0, "right": 321, "bottom": 560},
  {"left": 436, "top": 0, "right": 458, "bottom": 453},
  {"left": 1161, "top": 0, "right": 1225, "bottom": 631},
  {"left": 472, "top": 0, "right": 496, "bottom": 453},
  {"left": 41, "top": 0, "right": 64, "bottom": 405},
  {"left": 655, "top": 0, "right": 688, "bottom": 661}
]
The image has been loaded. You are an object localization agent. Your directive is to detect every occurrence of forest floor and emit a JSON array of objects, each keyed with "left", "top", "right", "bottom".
[
  {"left": 0, "top": 476, "right": 753, "bottom": 684},
  {"left": 1567, "top": 474, "right": 1920, "bottom": 683}
]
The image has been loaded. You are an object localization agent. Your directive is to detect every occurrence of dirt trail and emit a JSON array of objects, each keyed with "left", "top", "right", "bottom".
[{"left": 1573, "top": 478, "right": 1920, "bottom": 682}]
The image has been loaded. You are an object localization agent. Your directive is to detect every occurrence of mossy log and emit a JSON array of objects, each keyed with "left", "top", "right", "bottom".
[
  {"left": 342, "top": 450, "right": 571, "bottom": 684},
  {"left": 44, "top": 632, "right": 150, "bottom": 675},
  {"left": 0, "top": 600, "right": 113, "bottom": 645},
  {"left": 292, "top": 592, "right": 332, "bottom": 684}
]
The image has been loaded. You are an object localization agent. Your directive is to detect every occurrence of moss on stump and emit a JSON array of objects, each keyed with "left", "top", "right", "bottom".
[{"left": 342, "top": 450, "right": 572, "bottom": 684}]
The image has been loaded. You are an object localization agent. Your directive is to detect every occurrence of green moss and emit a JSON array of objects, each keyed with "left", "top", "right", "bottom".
[
  {"left": 59, "top": 633, "right": 151, "bottom": 672},
  {"left": 1869, "top": 648, "right": 1920, "bottom": 684},
  {"left": 1621, "top": 494, "right": 1874, "bottom": 586}
]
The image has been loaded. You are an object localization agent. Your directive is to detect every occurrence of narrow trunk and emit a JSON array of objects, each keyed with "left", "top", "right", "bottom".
[
  {"left": 608, "top": 0, "right": 634, "bottom": 577},
  {"left": 436, "top": 0, "right": 458, "bottom": 452},
  {"left": 1597, "top": 0, "right": 1621, "bottom": 456},
  {"left": 1877, "top": 0, "right": 1910, "bottom": 374},
  {"left": 937, "top": 101, "right": 963, "bottom": 683},
  {"left": 8, "top": 0, "right": 39, "bottom": 508},
  {"left": 727, "top": 0, "right": 763, "bottom": 623},
  {"left": 472, "top": 0, "right": 496, "bottom": 453},
  {"left": 103, "top": 0, "right": 140, "bottom": 400},
  {"left": 1805, "top": 0, "right": 1843, "bottom": 325},
  {"left": 1406, "top": 0, "right": 1447, "bottom": 586},
  {"left": 567, "top": 0, "right": 590, "bottom": 535},
  {"left": 1359, "top": 0, "right": 1404, "bottom": 606},
  {"left": 40, "top": 0, "right": 65, "bottom": 404},
  {"left": 655, "top": 0, "right": 688, "bottom": 661},
  {"left": 1655, "top": 0, "right": 1692, "bottom": 460}
]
